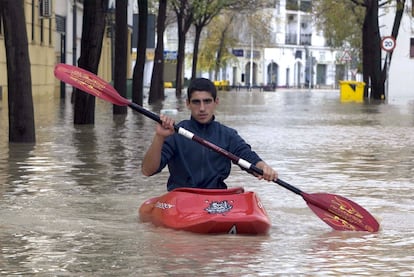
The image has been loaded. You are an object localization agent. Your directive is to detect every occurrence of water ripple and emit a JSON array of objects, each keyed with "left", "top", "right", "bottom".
[{"left": 1, "top": 90, "right": 413, "bottom": 275}]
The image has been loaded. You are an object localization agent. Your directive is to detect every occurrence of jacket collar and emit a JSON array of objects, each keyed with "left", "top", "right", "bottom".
[{"left": 190, "top": 115, "right": 216, "bottom": 128}]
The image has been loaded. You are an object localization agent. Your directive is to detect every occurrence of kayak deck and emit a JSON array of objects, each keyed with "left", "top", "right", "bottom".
[{"left": 139, "top": 187, "right": 271, "bottom": 235}]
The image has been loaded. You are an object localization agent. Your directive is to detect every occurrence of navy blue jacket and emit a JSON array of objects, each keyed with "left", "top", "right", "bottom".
[{"left": 155, "top": 116, "right": 262, "bottom": 191}]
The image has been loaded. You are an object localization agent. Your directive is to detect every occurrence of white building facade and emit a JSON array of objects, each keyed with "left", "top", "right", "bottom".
[
  {"left": 151, "top": 0, "right": 414, "bottom": 103},
  {"left": 381, "top": 1, "right": 414, "bottom": 102},
  {"left": 55, "top": 0, "right": 134, "bottom": 83},
  {"left": 227, "top": 0, "right": 342, "bottom": 88},
  {"left": 193, "top": 0, "right": 347, "bottom": 89}
]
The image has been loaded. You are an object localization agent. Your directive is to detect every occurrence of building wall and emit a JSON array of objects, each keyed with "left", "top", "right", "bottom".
[
  {"left": 160, "top": 0, "right": 343, "bottom": 89},
  {"left": 222, "top": 1, "right": 342, "bottom": 89},
  {"left": 0, "top": 0, "right": 56, "bottom": 96},
  {"left": 99, "top": 0, "right": 134, "bottom": 82},
  {"left": 0, "top": 0, "right": 133, "bottom": 98},
  {"left": 383, "top": 1, "right": 414, "bottom": 102}
]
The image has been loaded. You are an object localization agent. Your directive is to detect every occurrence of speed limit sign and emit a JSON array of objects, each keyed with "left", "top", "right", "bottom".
[{"left": 381, "top": 36, "right": 396, "bottom": 52}]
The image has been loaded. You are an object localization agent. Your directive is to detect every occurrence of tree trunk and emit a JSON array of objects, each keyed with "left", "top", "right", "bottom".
[
  {"left": 215, "top": 19, "right": 233, "bottom": 81},
  {"left": 1, "top": 0, "right": 35, "bottom": 142},
  {"left": 113, "top": 0, "right": 127, "bottom": 114},
  {"left": 362, "top": 0, "right": 383, "bottom": 100},
  {"left": 173, "top": 2, "right": 192, "bottom": 98},
  {"left": 175, "top": 12, "right": 185, "bottom": 97},
  {"left": 149, "top": 0, "right": 167, "bottom": 104},
  {"left": 133, "top": 0, "right": 148, "bottom": 106},
  {"left": 74, "top": 0, "right": 107, "bottom": 124},
  {"left": 214, "top": 35, "right": 225, "bottom": 81},
  {"left": 191, "top": 26, "right": 202, "bottom": 80}
]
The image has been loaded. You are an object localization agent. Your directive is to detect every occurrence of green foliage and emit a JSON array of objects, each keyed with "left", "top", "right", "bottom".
[
  {"left": 312, "top": 0, "right": 364, "bottom": 50},
  {"left": 190, "top": 0, "right": 273, "bottom": 76},
  {"left": 243, "top": 9, "right": 274, "bottom": 46},
  {"left": 196, "top": 14, "right": 238, "bottom": 72}
]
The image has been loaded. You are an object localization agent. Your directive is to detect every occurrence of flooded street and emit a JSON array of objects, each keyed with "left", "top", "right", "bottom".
[{"left": 1, "top": 89, "right": 413, "bottom": 276}]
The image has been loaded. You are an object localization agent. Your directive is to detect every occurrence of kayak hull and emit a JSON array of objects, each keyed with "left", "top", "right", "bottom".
[{"left": 139, "top": 187, "right": 271, "bottom": 235}]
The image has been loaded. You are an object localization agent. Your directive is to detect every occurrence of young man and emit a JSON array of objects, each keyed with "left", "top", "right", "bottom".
[{"left": 141, "top": 78, "right": 278, "bottom": 191}]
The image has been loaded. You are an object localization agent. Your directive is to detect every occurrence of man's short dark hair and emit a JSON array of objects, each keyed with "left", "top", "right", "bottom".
[{"left": 187, "top": 78, "right": 217, "bottom": 100}]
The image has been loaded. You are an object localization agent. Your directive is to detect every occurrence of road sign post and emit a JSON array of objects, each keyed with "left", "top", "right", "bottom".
[
  {"left": 381, "top": 36, "right": 396, "bottom": 101},
  {"left": 341, "top": 51, "right": 352, "bottom": 80}
]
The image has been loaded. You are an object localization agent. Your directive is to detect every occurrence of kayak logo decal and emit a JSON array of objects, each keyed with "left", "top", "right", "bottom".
[
  {"left": 205, "top": 200, "right": 233, "bottom": 214},
  {"left": 155, "top": 201, "right": 175, "bottom": 209}
]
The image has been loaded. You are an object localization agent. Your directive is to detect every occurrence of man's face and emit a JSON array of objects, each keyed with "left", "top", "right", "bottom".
[{"left": 186, "top": 91, "right": 219, "bottom": 124}]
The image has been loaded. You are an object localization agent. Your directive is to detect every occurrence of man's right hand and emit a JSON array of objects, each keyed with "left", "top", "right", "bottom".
[{"left": 156, "top": 114, "right": 175, "bottom": 137}]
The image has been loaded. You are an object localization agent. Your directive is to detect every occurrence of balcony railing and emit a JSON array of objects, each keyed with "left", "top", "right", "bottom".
[
  {"left": 285, "top": 33, "right": 297, "bottom": 45},
  {"left": 285, "top": 33, "right": 312, "bottom": 45},
  {"left": 300, "top": 34, "right": 311, "bottom": 45}
]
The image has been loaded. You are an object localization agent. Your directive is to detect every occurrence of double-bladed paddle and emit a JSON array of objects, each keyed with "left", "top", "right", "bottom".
[{"left": 54, "top": 63, "right": 380, "bottom": 232}]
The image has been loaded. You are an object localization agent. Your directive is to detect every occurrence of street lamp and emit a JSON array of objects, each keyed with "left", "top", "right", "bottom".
[{"left": 105, "top": 3, "right": 115, "bottom": 81}]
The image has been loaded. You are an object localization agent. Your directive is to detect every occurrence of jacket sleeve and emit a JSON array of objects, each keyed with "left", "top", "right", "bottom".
[
  {"left": 155, "top": 135, "right": 176, "bottom": 174},
  {"left": 227, "top": 127, "right": 262, "bottom": 166}
]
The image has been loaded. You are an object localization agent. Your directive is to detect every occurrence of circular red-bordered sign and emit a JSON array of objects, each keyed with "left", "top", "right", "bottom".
[{"left": 381, "top": 36, "right": 396, "bottom": 52}]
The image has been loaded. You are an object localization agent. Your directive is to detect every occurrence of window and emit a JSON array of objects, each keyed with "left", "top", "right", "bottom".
[
  {"left": 56, "top": 15, "right": 66, "bottom": 33},
  {"left": 48, "top": 18, "right": 52, "bottom": 45},
  {"left": 0, "top": 13, "right": 3, "bottom": 35},
  {"left": 31, "top": 0, "right": 35, "bottom": 41},
  {"left": 300, "top": 0, "right": 312, "bottom": 12},
  {"left": 410, "top": 38, "right": 414, "bottom": 58},
  {"left": 412, "top": 0, "right": 414, "bottom": 16},
  {"left": 286, "top": 0, "right": 312, "bottom": 12},
  {"left": 40, "top": 19, "right": 44, "bottom": 44},
  {"left": 286, "top": 0, "right": 298, "bottom": 11}
]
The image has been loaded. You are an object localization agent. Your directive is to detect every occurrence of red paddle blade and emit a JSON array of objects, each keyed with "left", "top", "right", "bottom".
[
  {"left": 54, "top": 63, "right": 130, "bottom": 106},
  {"left": 303, "top": 192, "right": 380, "bottom": 232}
]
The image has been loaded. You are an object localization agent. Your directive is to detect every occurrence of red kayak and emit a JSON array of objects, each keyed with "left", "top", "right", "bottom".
[{"left": 139, "top": 187, "right": 271, "bottom": 235}]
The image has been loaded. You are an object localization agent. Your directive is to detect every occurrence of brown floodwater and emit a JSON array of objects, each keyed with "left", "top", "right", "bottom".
[{"left": 0, "top": 88, "right": 413, "bottom": 275}]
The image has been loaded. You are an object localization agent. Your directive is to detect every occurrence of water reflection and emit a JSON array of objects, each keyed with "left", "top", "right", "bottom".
[{"left": 1, "top": 89, "right": 413, "bottom": 275}]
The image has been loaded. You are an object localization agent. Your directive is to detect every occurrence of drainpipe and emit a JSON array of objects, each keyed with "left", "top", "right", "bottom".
[
  {"left": 72, "top": 1, "right": 77, "bottom": 67},
  {"left": 250, "top": 35, "right": 253, "bottom": 90}
]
